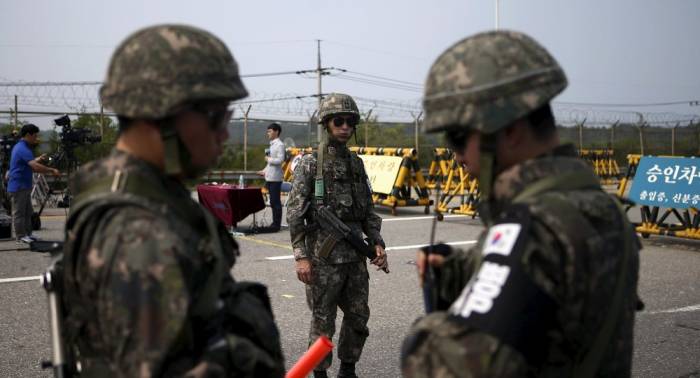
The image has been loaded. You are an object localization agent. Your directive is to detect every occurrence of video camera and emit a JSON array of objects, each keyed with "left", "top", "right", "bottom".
[
  {"left": 54, "top": 115, "right": 101, "bottom": 148},
  {"left": 0, "top": 133, "right": 19, "bottom": 161}
]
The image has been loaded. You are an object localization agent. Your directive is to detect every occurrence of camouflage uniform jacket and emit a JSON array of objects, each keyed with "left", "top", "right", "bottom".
[
  {"left": 62, "top": 149, "right": 284, "bottom": 377},
  {"left": 287, "top": 141, "right": 384, "bottom": 264},
  {"left": 402, "top": 144, "right": 640, "bottom": 377}
]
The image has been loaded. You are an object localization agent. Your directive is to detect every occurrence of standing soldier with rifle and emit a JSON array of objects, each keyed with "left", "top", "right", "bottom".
[
  {"left": 287, "top": 93, "right": 388, "bottom": 378},
  {"left": 55, "top": 24, "right": 284, "bottom": 377},
  {"left": 401, "top": 31, "right": 641, "bottom": 377}
]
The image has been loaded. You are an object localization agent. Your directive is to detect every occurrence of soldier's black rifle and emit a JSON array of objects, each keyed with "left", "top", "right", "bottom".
[{"left": 314, "top": 206, "right": 389, "bottom": 273}]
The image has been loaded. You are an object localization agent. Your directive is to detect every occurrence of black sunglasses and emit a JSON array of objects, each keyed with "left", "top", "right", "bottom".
[
  {"left": 331, "top": 116, "right": 359, "bottom": 128},
  {"left": 190, "top": 104, "right": 233, "bottom": 131},
  {"left": 445, "top": 128, "right": 475, "bottom": 153}
]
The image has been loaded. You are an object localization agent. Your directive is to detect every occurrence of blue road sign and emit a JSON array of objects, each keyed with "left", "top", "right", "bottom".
[{"left": 629, "top": 156, "right": 700, "bottom": 209}]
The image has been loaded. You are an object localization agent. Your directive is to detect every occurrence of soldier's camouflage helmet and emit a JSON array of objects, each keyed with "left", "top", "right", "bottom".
[
  {"left": 100, "top": 24, "right": 248, "bottom": 120},
  {"left": 318, "top": 93, "right": 360, "bottom": 124},
  {"left": 422, "top": 30, "right": 567, "bottom": 134}
]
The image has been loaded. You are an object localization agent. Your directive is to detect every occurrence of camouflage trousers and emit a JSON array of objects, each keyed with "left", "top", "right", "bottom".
[{"left": 306, "top": 260, "right": 370, "bottom": 371}]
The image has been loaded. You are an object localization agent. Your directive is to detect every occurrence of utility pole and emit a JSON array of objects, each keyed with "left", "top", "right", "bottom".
[
  {"left": 495, "top": 0, "right": 500, "bottom": 29},
  {"left": 316, "top": 39, "right": 323, "bottom": 144}
]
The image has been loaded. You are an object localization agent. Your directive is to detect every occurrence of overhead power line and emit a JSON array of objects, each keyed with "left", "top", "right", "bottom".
[
  {"left": 554, "top": 100, "right": 700, "bottom": 108},
  {"left": 339, "top": 69, "right": 423, "bottom": 87},
  {"left": 0, "top": 69, "right": 315, "bottom": 87},
  {"left": 334, "top": 75, "right": 423, "bottom": 93},
  {"left": 237, "top": 94, "right": 318, "bottom": 104}
]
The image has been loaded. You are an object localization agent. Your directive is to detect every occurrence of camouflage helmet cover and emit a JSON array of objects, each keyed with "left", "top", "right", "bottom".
[
  {"left": 422, "top": 30, "right": 567, "bottom": 134},
  {"left": 100, "top": 24, "right": 248, "bottom": 119},
  {"left": 318, "top": 93, "right": 360, "bottom": 124}
]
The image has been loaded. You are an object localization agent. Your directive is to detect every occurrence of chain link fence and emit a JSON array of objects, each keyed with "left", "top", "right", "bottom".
[{"left": 1, "top": 109, "right": 698, "bottom": 173}]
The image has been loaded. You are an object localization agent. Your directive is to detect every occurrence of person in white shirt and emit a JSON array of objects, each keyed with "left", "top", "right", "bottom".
[{"left": 257, "top": 122, "right": 285, "bottom": 232}]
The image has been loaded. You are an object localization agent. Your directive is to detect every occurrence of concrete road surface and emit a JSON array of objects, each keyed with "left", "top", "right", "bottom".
[{"left": 0, "top": 204, "right": 698, "bottom": 377}]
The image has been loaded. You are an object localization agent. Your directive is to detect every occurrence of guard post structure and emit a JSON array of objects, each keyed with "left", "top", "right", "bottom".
[
  {"left": 621, "top": 154, "right": 700, "bottom": 240},
  {"left": 350, "top": 147, "right": 432, "bottom": 215}
]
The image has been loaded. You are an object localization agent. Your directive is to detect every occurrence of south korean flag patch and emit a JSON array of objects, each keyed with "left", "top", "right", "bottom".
[
  {"left": 482, "top": 223, "right": 522, "bottom": 257},
  {"left": 449, "top": 203, "right": 557, "bottom": 365}
]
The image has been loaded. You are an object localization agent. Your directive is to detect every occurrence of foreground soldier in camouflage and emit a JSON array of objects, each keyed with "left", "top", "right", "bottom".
[
  {"left": 401, "top": 31, "right": 641, "bottom": 377},
  {"left": 61, "top": 25, "right": 284, "bottom": 377},
  {"left": 287, "top": 93, "right": 387, "bottom": 378}
]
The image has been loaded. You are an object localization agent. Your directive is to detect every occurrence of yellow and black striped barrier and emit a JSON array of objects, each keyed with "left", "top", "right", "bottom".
[
  {"left": 427, "top": 149, "right": 480, "bottom": 219},
  {"left": 579, "top": 148, "right": 621, "bottom": 186},
  {"left": 426, "top": 148, "right": 457, "bottom": 191},
  {"left": 282, "top": 147, "right": 314, "bottom": 182},
  {"left": 434, "top": 158, "right": 480, "bottom": 219}
]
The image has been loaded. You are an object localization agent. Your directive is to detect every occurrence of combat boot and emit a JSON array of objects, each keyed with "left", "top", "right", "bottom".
[
  {"left": 314, "top": 370, "right": 328, "bottom": 378},
  {"left": 337, "top": 362, "right": 357, "bottom": 378}
]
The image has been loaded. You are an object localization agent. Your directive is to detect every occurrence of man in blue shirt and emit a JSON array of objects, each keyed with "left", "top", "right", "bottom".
[{"left": 7, "top": 124, "right": 60, "bottom": 243}]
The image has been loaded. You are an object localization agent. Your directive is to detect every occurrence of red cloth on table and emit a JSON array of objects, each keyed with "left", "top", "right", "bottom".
[{"left": 197, "top": 184, "right": 265, "bottom": 227}]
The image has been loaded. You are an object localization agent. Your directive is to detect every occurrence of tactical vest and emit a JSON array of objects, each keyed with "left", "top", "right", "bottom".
[
  {"left": 476, "top": 171, "right": 636, "bottom": 377},
  {"left": 61, "top": 170, "right": 231, "bottom": 376},
  {"left": 319, "top": 147, "right": 370, "bottom": 222}
]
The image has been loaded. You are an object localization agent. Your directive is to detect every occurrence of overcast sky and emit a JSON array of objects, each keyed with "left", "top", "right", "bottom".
[{"left": 0, "top": 0, "right": 698, "bottom": 125}]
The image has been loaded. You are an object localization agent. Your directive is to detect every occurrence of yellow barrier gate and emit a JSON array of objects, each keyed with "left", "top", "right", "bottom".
[
  {"left": 283, "top": 147, "right": 314, "bottom": 182},
  {"left": 426, "top": 148, "right": 455, "bottom": 190},
  {"left": 618, "top": 154, "right": 700, "bottom": 240},
  {"left": 350, "top": 147, "right": 432, "bottom": 215},
  {"left": 427, "top": 149, "right": 480, "bottom": 219},
  {"left": 579, "top": 149, "right": 621, "bottom": 186},
  {"left": 434, "top": 158, "right": 480, "bottom": 219}
]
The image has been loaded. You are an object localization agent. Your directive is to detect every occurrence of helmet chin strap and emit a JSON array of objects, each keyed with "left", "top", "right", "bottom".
[
  {"left": 161, "top": 122, "right": 203, "bottom": 179},
  {"left": 477, "top": 132, "right": 499, "bottom": 225}
]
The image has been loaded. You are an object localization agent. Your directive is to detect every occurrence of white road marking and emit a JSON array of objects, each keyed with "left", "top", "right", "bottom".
[
  {"left": 266, "top": 255, "right": 295, "bottom": 260},
  {"left": 264, "top": 240, "right": 478, "bottom": 260},
  {"left": 381, "top": 215, "right": 468, "bottom": 222},
  {"left": 646, "top": 304, "right": 700, "bottom": 315},
  {"left": 385, "top": 240, "right": 477, "bottom": 251},
  {"left": 0, "top": 275, "right": 41, "bottom": 284}
]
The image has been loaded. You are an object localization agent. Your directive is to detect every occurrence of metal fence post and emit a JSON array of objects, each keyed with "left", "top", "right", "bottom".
[
  {"left": 671, "top": 122, "right": 679, "bottom": 156},
  {"left": 363, "top": 109, "right": 373, "bottom": 147},
  {"left": 242, "top": 105, "right": 252, "bottom": 170},
  {"left": 412, "top": 111, "right": 423, "bottom": 153},
  {"left": 14, "top": 95, "right": 18, "bottom": 129}
]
